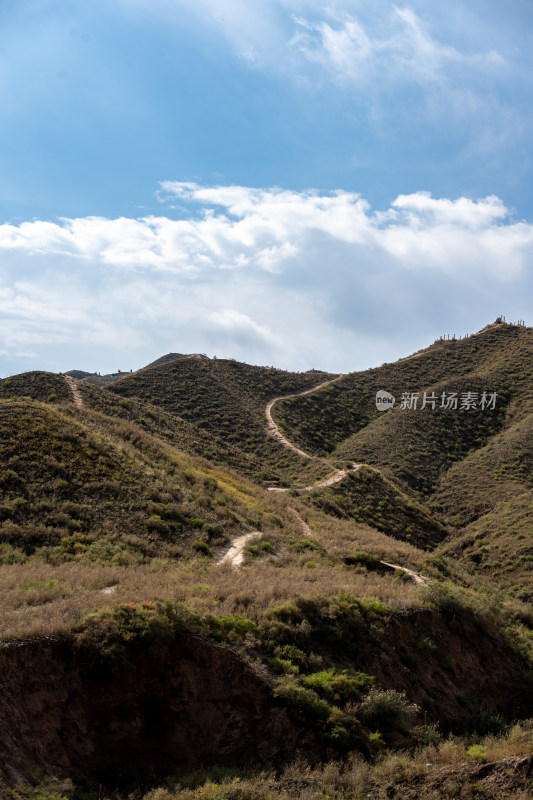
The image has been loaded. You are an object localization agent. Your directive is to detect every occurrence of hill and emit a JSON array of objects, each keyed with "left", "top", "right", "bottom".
[
  {"left": 0, "top": 329, "right": 532, "bottom": 798},
  {"left": 265, "top": 323, "right": 533, "bottom": 597},
  {"left": 273, "top": 323, "right": 532, "bottom": 467},
  {"left": 141, "top": 351, "right": 198, "bottom": 369},
  {"left": 106, "top": 356, "right": 336, "bottom": 482},
  {"left": 0, "top": 395, "right": 293, "bottom": 565}
]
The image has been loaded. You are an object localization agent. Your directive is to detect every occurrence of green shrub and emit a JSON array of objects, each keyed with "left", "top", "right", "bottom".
[
  {"left": 302, "top": 668, "right": 374, "bottom": 703},
  {"left": 344, "top": 551, "right": 382, "bottom": 569},
  {"left": 288, "top": 537, "right": 325, "bottom": 553},
  {"left": 0, "top": 468, "right": 23, "bottom": 489},
  {"left": 415, "top": 723, "right": 442, "bottom": 746},
  {"left": 267, "top": 601, "right": 304, "bottom": 624},
  {"left": 61, "top": 501, "right": 83, "bottom": 518},
  {"left": 75, "top": 601, "right": 196, "bottom": 660},
  {"left": 368, "top": 731, "right": 386, "bottom": 748},
  {"left": 204, "top": 613, "right": 257, "bottom": 644},
  {"left": 24, "top": 579, "right": 56, "bottom": 591},
  {"left": 0, "top": 542, "right": 26, "bottom": 563},
  {"left": 192, "top": 540, "right": 212, "bottom": 556},
  {"left": 144, "top": 515, "right": 171, "bottom": 535},
  {"left": 12, "top": 497, "right": 27, "bottom": 510},
  {"left": 273, "top": 644, "right": 307, "bottom": 667},
  {"left": 274, "top": 678, "right": 332, "bottom": 719},
  {"left": 359, "top": 689, "right": 419, "bottom": 734},
  {"left": 269, "top": 656, "right": 299, "bottom": 674},
  {"left": 266, "top": 514, "right": 283, "bottom": 528},
  {"left": 203, "top": 522, "right": 225, "bottom": 539},
  {"left": 465, "top": 744, "right": 487, "bottom": 763}
]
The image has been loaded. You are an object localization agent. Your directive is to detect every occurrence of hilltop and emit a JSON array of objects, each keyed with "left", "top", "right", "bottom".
[{"left": 106, "top": 356, "right": 336, "bottom": 484}]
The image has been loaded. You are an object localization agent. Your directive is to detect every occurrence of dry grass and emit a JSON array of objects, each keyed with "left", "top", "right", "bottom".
[
  {"left": 1, "top": 448, "right": 451, "bottom": 642},
  {"left": 136, "top": 722, "right": 533, "bottom": 800},
  {"left": 0, "top": 482, "right": 481, "bottom": 642},
  {"left": 11, "top": 725, "right": 533, "bottom": 800},
  {"left": 0, "top": 552, "right": 423, "bottom": 641}
]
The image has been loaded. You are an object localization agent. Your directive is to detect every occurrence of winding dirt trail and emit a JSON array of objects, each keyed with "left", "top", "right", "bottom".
[
  {"left": 380, "top": 561, "right": 429, "bottom": 586},
  {"left": 265, "top": 375, "right": 344, "bottom": 458},
  {"left": 290, "top": 508, "right": 313, "bottom": 537},
  {"left": 64, "top": 376, "right": 84, "bottom": 408},
  {"left": 217, "top": 532, "right": 262, "bottom": 568},
  {"left": 267, "top": 464, "right": 362, "bottom": 493},
  {"left": 287, "top": 510, "right": 428, "bottom": 585},
  {"left": 220, "top": 375, "right": 429, "bottom": 584}
]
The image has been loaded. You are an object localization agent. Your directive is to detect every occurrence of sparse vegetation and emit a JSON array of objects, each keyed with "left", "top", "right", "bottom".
[{"left": 0, "top": 326, "right": 532, "bottom": 797}]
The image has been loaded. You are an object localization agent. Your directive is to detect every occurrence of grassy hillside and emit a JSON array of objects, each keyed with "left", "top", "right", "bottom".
[
  {"left": 440, "top": 488, "right": 533, "bottom": 602},
  {"left": 267, "top": 324, "right": 533, "bottom": 596},
  {"left": 0, "top": 369, "right": 274, "bottom": 480},
  {"left": 334, "top": 372, "right": 511, "bottom": 495},
  {"left": 274, "top": 323, "right": 533, "bottom": 464},
  {"left": 0, "top": 371, "right": 71, "bottom": 403},
  {"left": 106, "top": 356, "right": 334, "bottom": 480},
  {"left": 74, "top": 376, "right": 263, "bottom": 473},
  {"left": 0, "top": 397, "right": 296, "bottom": 565},
  {"left": 429, "top": 413, "right": 533, "bottom": 526},
  {"left": 1, "top": 331, "right": 532, "bottom": 798},
  {"left": 302, "top": 466, "right": 449, "bottom": 549}
]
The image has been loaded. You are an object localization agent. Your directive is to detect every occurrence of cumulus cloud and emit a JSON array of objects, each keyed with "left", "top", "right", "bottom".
[
  {"left": 0, "top": 182, "right": 532, "bottom": 375},
  {"left": 1, "top": 183, "right": 531, "bottom": 278}
]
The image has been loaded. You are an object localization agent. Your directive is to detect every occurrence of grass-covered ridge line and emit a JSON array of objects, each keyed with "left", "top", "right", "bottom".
[
  {"left": 273, "top": 324, "right": 533, "bottom": 462},
  {"left": 106, "top": 357, "right": 334, "bottom": 481}
]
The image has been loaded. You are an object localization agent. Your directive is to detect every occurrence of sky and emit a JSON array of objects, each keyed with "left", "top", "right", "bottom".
[{"left": 1, "top": 0, "right": 533, "bottom": 376}]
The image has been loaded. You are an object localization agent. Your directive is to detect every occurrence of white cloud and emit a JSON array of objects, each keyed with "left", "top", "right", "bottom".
[
  {"left": 290, "top": 7, "right": 506, "bottom": 89},
  {"left": 0, "top": 183, "right": 530, "bottom": 279},
  {"left": 209, "top": 309, "right": 282, "bottom": 347},
  {"left": 0, "top": 182, "right": 532, "bottom": 375},
  {"left": 114, "top": 1, "right": 530, "bottom": 162}
]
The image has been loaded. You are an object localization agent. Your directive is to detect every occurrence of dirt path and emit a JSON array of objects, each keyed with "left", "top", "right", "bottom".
[
  {"left": 265, "top": 375, "right": 344, "bottom": 458},
  {"left": 217, "top": 532, "right": 261, "bottom": 568},
  {"left": 380, "top": 561, "right": 429, "bottom": 586},
  {"left": 219, "top": 502, "right": 429, "bottom": 582},
  {"left": 289, "top": 509, "right": 427, "bottom": 584},
  {"left": 64, "top": 376, "right": 84, "bottom": 408},
  {"left": 222, "top": 376, "right": 429, "bottom": 582},
  {"left": 290, "top": 508, "right": 313, "bottom": 537},
  {"left": 268, "top": 463, "right": 362, "bottom": 493}
]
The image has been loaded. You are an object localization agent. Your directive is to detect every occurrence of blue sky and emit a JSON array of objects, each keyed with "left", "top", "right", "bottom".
[{"left": 1, "top": 0, "right": 532, "bottom": 376}]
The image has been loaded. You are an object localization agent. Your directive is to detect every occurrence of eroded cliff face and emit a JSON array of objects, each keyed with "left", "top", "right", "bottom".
[
  {"left": 0, "top": 609, "right": 531, "bottom": 790},
  {"left": 0, "top": 631, "right": 315, "bottom": 788},
  {"left": 369, "top": 609, "right": 532, "bottom": 730}
]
